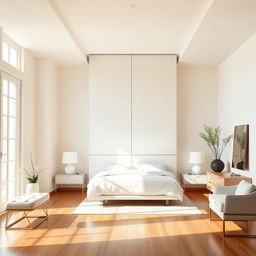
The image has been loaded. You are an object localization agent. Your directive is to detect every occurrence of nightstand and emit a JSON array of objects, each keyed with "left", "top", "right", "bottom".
[
  {"left": 181, "top": 174, "right": 207, "bottom": 190},
  {"left": 55, "top": 173, "right": 86, "bottom": 194}
]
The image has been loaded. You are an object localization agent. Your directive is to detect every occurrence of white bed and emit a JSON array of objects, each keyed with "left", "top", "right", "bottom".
[{"left": 87, "top": 164, "right": 183, "bottom": 204}]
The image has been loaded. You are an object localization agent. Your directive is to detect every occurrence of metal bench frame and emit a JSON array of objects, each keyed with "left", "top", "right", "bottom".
[{"left": 5, "top": 201, "right": 49, "bottom": 230}]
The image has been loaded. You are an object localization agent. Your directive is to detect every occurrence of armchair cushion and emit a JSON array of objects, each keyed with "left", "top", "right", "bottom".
[
  {"left": 209, "top": 194, "right": 226, "bottom": 212},
  {"left": 235, "top": 180, "right": 255, "bottom": 195},
  {"left": 214, "top": 185, "right": 237, "bottom": 195}
]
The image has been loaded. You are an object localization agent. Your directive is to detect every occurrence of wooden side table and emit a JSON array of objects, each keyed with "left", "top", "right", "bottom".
[
  {"left": 181, "top": 174, "right": 207, "bottom": 190},
  {"left": 206, "top": 171, "right": 252, "bottom": 192},
  {"left": 55, "top": 173, "right": 86, "bottom": 194}
]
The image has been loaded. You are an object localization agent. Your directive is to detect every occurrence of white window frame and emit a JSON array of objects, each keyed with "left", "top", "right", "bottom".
[
  {"left": 1, "top": 33, "right": 23, "bottom": 71},
  {"left": 0, "top": 71, "right": 21, "bottom": 211}
]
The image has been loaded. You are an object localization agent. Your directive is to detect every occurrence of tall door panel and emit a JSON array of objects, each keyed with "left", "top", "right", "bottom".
[
  {"left": 0, "top": 72, "right": 20, "bottom": 212},
  {"left": 132, "top": 55, "right": 177, "bottom": 155},
  {"left": 89, "top": 55, "right": 131, "bottom": 155}
]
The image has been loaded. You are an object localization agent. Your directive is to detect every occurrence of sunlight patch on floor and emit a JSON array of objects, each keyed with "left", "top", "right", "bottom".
[{"left": 0, "top": 219, "right": 244, "bottom": 248}]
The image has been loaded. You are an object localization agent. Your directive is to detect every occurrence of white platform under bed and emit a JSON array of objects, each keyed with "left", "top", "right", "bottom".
[{"left": 87, "top": 195, "right": 183, "bottom": 202}]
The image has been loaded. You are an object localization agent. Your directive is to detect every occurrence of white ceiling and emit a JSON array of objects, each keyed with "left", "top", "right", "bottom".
[
  {"left": 0, "top": 0, "right": 256, "bottom": 66},
  {"left": 0, "top": 0, "right": 85, "bottom": 65},
  {"left": 53, "top": 0, "right": 211, "bottom": 55},
  {"left": 181, "top": 0, "right": 256, "bottom": 66}
]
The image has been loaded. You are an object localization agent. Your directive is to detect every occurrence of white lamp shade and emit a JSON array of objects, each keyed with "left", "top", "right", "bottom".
[
  {"left": 62, "top": 152, "right": 78, "bottom": 164},
  {"left": 189, "top": 152, "right": 203, "bottom": 164}
]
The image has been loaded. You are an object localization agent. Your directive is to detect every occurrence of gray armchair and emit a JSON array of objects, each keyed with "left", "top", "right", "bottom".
[{"left": 209, "top": 184, "right": 256, "bottom": 238}]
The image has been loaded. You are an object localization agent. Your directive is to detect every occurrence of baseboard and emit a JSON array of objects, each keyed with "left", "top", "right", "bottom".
[
  {"left": 184, "top": 188, "right": 209, "bottom": 193},
  {"left": 54, "top": 187, "right": 87, "bottom": 193},
  {"left": 49, "top": 190, "right": 55, "bottom": 197}
]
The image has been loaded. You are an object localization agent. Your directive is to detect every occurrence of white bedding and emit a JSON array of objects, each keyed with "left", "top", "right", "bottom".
[{"left": 87, "top": 166, "right": 183, "bottom": 200}]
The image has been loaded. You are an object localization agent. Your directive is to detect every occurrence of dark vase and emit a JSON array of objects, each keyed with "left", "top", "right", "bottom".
[
  {"left": 211, "top": 159, "right": 225, "bottom": 172},
  {"left": 236, "top": 161, "right": 244, "bottom": 170}
]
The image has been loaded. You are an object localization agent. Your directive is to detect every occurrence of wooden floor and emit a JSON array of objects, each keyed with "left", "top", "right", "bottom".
[{"left": 0, "top": 191, "right": 256, "bottom": 256}]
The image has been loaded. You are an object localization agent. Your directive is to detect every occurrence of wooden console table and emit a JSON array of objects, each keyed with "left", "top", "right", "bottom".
[{"left": 207, "top": 171, "right": 252, "bottom": 192}]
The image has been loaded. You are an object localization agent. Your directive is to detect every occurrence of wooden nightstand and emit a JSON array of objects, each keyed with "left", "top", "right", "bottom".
[
  {"left": 181, "top": 174, "right": 207, "bottom": 190},
  {"left": 206, "top": 171, "right": 252, "bottom": 192},
  {"left": 55, "top": 173, "right": 86, "bottom": 194}
]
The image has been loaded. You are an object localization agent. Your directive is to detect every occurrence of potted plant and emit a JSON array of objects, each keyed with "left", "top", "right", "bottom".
[
  {"left": 25, "top": 155, "right": 41, "bottom": 194},
  {"left": 199, "top": 125, "right": 232, "bottom": 172}
]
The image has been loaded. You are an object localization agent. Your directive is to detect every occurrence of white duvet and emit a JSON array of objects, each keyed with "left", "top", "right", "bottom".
[{"left": 87, "top": 166, "right": 183, "bottom": 199}]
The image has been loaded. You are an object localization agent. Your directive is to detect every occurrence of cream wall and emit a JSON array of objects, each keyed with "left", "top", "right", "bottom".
[
  {"left": 177, "top": 65, "right": 217, "bottom": 175},
  {"left": 58, "top": 65, "right": 89, "bottom": 177},
  {"left": 217, "top": 32, "right": 256, "bottom": 183},
  {"left": 35, "top": 59, "right": 59, "bottom": 192},
  {"left": 1, "top": 51, "right": 85, "bottom": 193},
  {"left": 20, "top": 50, "right": 37, "bottom": 192}
]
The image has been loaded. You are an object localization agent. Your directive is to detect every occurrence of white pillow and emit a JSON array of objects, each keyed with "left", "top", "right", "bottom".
[
  {"left": 107, "top": 165, "right": 128, "bottom": 173},
  {"left": 136, "top": 164, "right": 164, "bottom": 172},
  {"left": 235, "top": 180, "right": 255, "bottom": 195}
]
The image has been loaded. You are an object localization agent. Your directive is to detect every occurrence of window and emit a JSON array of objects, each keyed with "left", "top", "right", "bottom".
[
  {"left": 1, "top": 34, "right": 22, "bottom": 70},
  {"left": 0, "top": 72, "right": 20, "bottom": 212}
]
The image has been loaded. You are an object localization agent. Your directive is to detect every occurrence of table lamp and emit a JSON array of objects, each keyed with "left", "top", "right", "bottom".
[
  {"left": 62, "top": 152, "right": 78, "bottom": 175},
  {"left": 189, "top": 152, "right": 203, "bottom": 174}
]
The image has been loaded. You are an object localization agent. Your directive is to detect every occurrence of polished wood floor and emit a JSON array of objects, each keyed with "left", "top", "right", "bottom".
[{"left": 0, "top": 191, "right": 256, "bottom": 256}]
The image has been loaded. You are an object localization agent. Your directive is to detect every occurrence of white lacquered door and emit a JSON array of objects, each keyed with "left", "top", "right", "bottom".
[
  {"left": 89, "top": 55, "right": 132, "bottom": 155},
  {"left": 0, "top": 72, "right": 20, "bottom": 212},
  {"left": 132, "top": 55, "right": 177, "bottom": 155}
]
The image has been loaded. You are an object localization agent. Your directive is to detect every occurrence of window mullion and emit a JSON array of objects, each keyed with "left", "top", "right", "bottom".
[{"left": 6, "top": 81, "right": 10, "bottom": 201}]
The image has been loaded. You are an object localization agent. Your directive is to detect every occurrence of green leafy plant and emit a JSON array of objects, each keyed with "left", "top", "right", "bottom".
[
  {"left": 25, "top": 154, "right": 41, "bottom": 183},
  {"left": 27, "top": 174, "right": 38, "bottom": 183},
  {"left": 199, "top": 125, "right": 232, "bottom": 159}
]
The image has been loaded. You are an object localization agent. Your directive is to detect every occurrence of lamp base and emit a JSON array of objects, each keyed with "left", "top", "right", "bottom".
[
  {"left": 65, "top": 164, "right": 75, "bottom": 175},
  {"left": 191, "top": 165, "right": 201, "bottom": 175}
]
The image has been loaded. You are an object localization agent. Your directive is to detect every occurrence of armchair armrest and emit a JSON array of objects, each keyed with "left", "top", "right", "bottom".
[
  {"left": 214, "top": 185, "right": 237, "bottom": 195},
  {"left": 224, "top": 192, "right": 256, "bottom": 214}
]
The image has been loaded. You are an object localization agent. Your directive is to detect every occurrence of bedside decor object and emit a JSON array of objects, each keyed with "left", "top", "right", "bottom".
[
  {"left": 189, "top": 152, "right": 203, "bottom": 174},
  {"left": 230, "top": 173, "right": 241, "bottom": 177},
  {"left": 62, "top": 152, "right": 78, "bottom": 174},
  {"left": 25, "top": 155, "right": 40, "bottom": 194},
  {"left": 232, "top": 124, "right": 249, "bottom": 171},
  {"left": 199, "top": 125, "right": 232, "bottom": 172}
]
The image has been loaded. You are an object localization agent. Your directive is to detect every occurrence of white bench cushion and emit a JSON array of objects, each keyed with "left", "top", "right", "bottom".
[{"left": 6, "top": 193, "right": 50, "bottom": 210}]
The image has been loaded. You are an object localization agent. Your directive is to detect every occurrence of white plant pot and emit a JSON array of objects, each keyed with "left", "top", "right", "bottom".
[{"left": 26, "top": 183, "right": 39, "bottom": 194}]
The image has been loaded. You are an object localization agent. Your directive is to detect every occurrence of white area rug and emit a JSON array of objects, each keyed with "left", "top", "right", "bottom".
[{"left": 72, "top": 196, "right": 202, "bottom": 215}]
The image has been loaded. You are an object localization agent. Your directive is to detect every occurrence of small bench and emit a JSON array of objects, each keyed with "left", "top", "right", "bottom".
[{"left": 5, "top": 193, "right": 50, "bottom": 230}]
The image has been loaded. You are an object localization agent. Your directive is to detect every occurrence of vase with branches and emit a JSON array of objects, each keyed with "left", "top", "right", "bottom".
[
  {"left": 199, "top": 125, "right": 232, "bottom": 172},
  {"left": 25, "top": 154, "right": 41, "bottom": 193}
]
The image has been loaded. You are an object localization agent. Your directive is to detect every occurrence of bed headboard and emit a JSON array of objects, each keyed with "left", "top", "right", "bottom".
[{"left": 89, "top": 155, "right": 177, "bottom": 179}]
